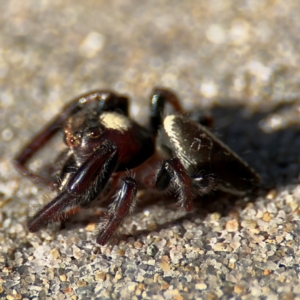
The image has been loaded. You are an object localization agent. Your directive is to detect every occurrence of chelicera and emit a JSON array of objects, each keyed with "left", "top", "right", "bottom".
[{"left": 14, "top": 88, "right": 260, "bottom": 245}]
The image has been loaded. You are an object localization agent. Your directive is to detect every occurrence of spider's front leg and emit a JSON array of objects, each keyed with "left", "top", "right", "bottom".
[
  {"left": 27, "top": 141, "right": 118, "bottom": 232},
  {"left": 96, "top": 177, "right": 137, "bottom": 245}
]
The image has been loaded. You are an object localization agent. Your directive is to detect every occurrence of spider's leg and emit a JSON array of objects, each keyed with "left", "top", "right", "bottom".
[
  {"left": 27, "top": 190, "right": 75, "bottom": 232},
  {"left": 96, "top": 177, "right": 137, "bottom": 245},
  {"left": 14, "top": 112, "right": 72, "bottom": 187},
  {"left": 27, "top": 142, "right": 118, "bottom": 232},
  {"left": 149, "top": 87, "right": 184, "bottom": 133},
  {"left": 156, "top": 158, "right": 194, "bottom": 212},
  {"left": 44, "top": 149, "right": 76, "bottom": 188},
  {"left": 192, "top": 172, "right": 217, "bottom": 195}
]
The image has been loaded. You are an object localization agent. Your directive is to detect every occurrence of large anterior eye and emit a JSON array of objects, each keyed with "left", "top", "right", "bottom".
[{"left": 86, "top": 127, "right": 102, "bottom": 138}]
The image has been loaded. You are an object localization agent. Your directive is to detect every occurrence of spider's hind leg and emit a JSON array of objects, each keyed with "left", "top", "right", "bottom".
[
  {"left": 155, "top": 158, "right": 217, "bottom": 212},
  {"left": 149, "top": 87, "right": 184, "bottom": 134},
  {"left": 155, "top": 158, "right": 194, "bottom": 212},
  {"left": 191, "top": 171, "right": 217, "bottom": 196}
]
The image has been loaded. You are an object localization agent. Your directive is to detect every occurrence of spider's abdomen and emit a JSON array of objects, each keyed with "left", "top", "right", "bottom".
[{"left": 160, "top": 115, "right": 260, "bottom": 195}]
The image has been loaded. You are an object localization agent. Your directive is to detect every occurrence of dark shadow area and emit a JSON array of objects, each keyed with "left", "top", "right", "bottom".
[{"left": 210, "top": 102, "right": 300, "bottom": 190}]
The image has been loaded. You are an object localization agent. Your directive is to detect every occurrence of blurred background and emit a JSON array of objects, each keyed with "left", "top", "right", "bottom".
[{"left": 1, "top": 0, "right": 300, "bottom": 299}]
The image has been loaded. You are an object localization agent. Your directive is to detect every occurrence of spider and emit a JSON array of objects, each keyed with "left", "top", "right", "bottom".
[{"left": 14, "top": 88, "right": 260, "bottom": 245}]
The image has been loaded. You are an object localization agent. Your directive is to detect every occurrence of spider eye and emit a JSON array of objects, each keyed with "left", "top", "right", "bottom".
[
  {"left": 86, "top": 127, "right": 102, "bottom": 138},
  {"left": 67, "top": 135, "right": 80, "bottom": 147}
]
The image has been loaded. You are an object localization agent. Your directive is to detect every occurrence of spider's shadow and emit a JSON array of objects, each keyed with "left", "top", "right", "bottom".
[{"left": 210, "top": 102, "right": 300, "bottom": 190}]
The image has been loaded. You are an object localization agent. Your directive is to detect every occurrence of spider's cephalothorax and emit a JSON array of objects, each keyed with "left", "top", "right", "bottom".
[{"left": 14, "top": 88, "right": 260, "bottom": 245}]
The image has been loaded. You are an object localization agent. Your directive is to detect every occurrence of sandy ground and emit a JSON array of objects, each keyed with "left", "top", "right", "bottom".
[{"left": 1, "top": 1, "right": 300, "bottom": 299}]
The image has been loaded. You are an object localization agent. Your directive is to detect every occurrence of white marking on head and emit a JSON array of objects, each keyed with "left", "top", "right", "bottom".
[{"left": 100, "top": 112, "right": 131, "bottom": 133}]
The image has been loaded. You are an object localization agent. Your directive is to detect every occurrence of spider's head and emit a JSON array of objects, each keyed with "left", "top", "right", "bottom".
[{"left": 64, "top": 109, "right": 106, "bottom": 161}]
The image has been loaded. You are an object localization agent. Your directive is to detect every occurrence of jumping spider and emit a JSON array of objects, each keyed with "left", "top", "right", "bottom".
[{"left": 14, "top": 88, "right": 260, "bottom": 245}]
